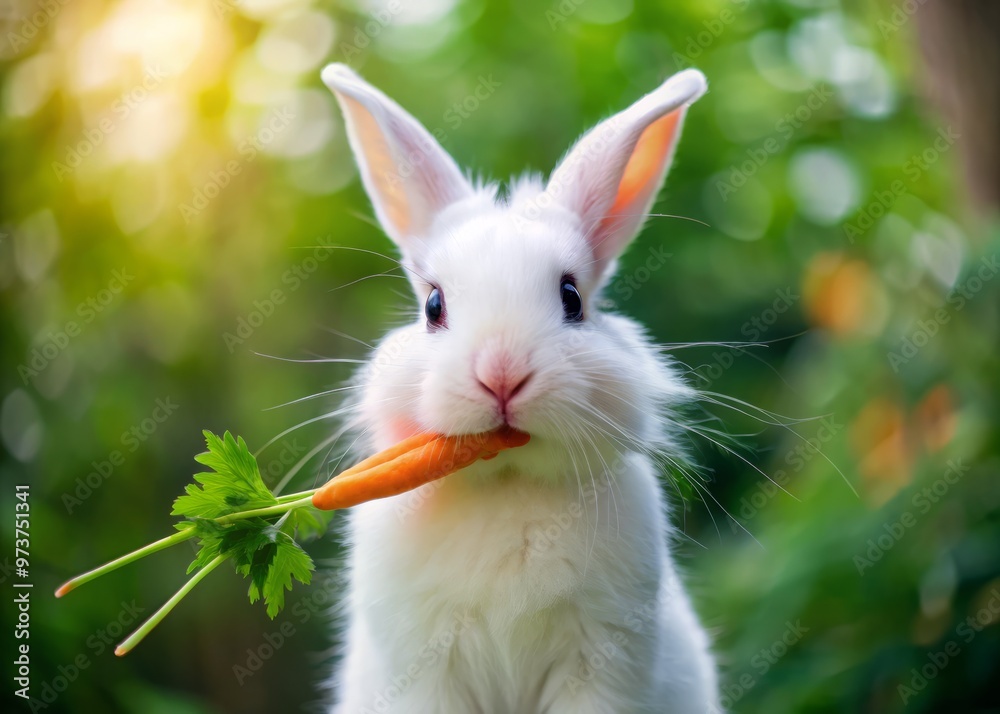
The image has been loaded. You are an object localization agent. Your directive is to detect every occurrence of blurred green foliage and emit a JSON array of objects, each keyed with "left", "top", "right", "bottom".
[{"left": 1, "top": 0, "right": 998, "bottom": 712}]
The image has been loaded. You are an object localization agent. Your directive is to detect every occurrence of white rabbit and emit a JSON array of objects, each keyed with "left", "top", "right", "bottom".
[{"left": 320, "top": 63, "right": 719, "bottom": 714}]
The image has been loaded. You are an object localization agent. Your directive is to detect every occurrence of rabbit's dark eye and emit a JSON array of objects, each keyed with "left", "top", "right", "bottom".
[
  {"left": 425, "top": 287, "right": 445, "bottom": 328},
  {"left": 561, "top": 278, "right": 583, "bottom": 322}
]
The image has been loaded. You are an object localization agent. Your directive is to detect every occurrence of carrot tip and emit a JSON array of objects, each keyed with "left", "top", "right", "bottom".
[{"left": 497, "top": 428, "right": 530, "bottom": 448}]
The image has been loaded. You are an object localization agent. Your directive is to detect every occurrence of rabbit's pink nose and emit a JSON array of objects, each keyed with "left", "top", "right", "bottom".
[{"left": 474, "top": 355, "right": 533, "bottom": 415}]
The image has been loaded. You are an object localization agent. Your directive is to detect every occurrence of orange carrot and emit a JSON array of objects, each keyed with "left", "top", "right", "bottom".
[
  {"left": 311, "top": 428, "right": 530, "bottom": 510},
  {"left": 332, "top": 432, "right": 439, "bottom": 481}
]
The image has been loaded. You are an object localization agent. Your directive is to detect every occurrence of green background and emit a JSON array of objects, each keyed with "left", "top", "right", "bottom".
[{"left": 1, "top": 0, "right": 998, "bottom": 712}]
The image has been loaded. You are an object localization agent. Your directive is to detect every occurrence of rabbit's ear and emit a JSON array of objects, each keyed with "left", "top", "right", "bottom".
[
  {"left": 322, "top": 64, "right": 473, "bottom": 255},
  {"left": 544, "top": 69, "right": 707, "bottom": 277}
]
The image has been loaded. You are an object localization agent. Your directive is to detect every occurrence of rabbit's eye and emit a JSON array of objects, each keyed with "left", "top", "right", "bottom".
[
  {"left": 561, "top": 278, "right": 583, "bottom": 322},
  {"left": 425, "top": 287, "right": 445, "bottom": 328}
]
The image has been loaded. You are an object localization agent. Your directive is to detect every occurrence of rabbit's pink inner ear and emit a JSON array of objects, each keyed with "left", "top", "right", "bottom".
[
  {"left": 338, "top": 93, "right": 412, "bottom": 238},
  {"left": 602, "top": 109, "right": 683, "bottom": 234}
]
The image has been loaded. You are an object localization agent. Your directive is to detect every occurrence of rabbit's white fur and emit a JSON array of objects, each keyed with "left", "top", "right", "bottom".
[{"left": 321, "top": 64, "right": 719, "bottom": 713}]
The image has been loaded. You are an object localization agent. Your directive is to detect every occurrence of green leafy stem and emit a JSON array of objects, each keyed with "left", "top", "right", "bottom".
[{"left": 56, "top": 431, "right": 331, "bottom": 656}]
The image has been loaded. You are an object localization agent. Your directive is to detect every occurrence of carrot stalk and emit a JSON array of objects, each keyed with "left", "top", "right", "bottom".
[
  {"left": 114, "top": 554, "right": 228, "bottom": 656},
  {"left": 311, "top": 428, "right": 530, "bottom": 510},
  {"left": 55, "top": 528, "right": 197, "bottom": 598}
]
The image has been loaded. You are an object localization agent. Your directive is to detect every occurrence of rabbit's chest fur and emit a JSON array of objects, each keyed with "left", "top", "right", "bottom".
[{"left": 335, "top": 451, "right": 686, "bottom": 712}]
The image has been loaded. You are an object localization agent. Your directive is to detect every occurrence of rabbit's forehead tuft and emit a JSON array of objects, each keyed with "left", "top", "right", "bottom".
[{"left": 424, "top": 212, "right": 590, "bottom": 297}]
